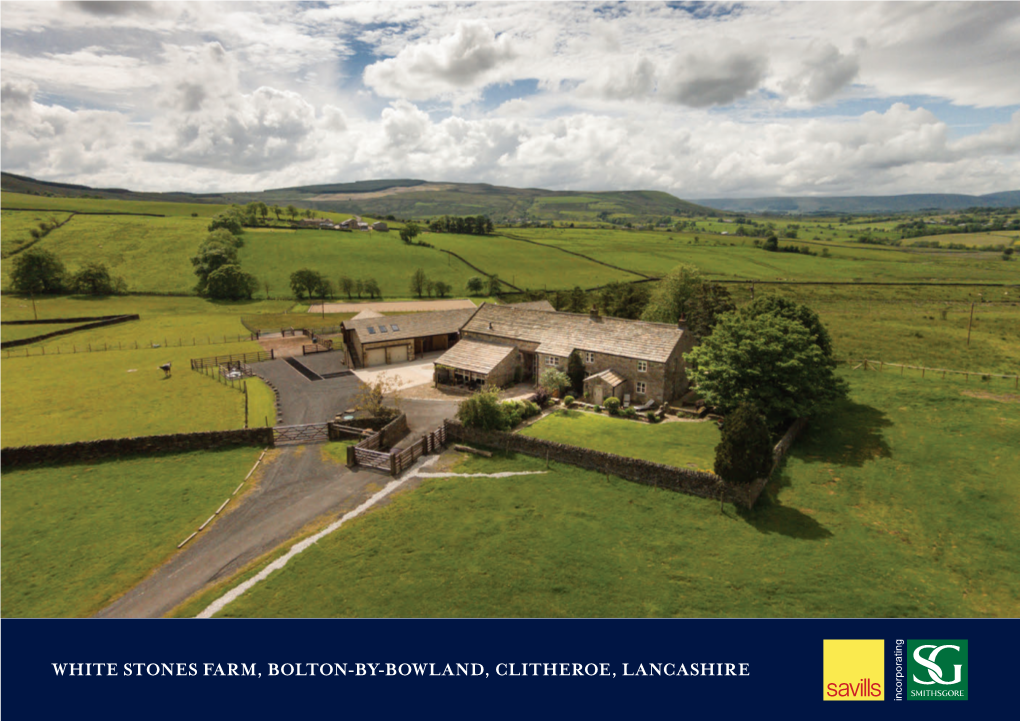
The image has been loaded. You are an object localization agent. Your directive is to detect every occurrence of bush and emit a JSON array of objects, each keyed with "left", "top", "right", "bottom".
[
  {"left": 620, "top": 406, "right": 637, "bottom": 419},
  {"left": 563, "top": 395, "right": 575, "bottom": 407},
  {"left": 539, "top": 368, "right": 571, "bottom": 397},
  {"left": 532, "top": 387, "right": 550, "bottom": 407},
  {"left": 69, "top": 261, "right": 127, "bottom": 296},
  {"left": 522, "top": 401, "right": 541, "bottom": 419},
  {"left": 457, "top": 389, "right": 508, "bottom": 431},
  {"left": 501, "top": 400, "right": 524, "bottom": 429},
  {"left": 713, "top": 403, "right": 773, "bottom": 484},
  {"left": 646, "top": 411, "right": 659, "bottom": 423},
  {"left": 594, "top": 405, "right": 602, "bottom": 413},
  {"left": 604, "top": 396, "right": 621, "bottom": 415}
]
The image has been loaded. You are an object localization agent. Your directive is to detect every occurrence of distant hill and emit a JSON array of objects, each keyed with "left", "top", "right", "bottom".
[
  {"left": 696, "top": 192, "right": 1020, "bottom": 214},
  {"left": 1, "top": 172, "right": 712, "bottom": 222}
]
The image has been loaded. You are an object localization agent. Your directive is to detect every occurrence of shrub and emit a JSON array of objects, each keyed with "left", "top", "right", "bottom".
[
  {"left": 501, "top": 400, "right": 524, "bottom": 429},
  {"left": 532, "top": 387, "right": 550, "bottom": 407},
  {"left": 646, "top": 410, "right": 659, "bottom": 423},
  {"left": 457, "top": 389, "right": 508, "bottom": 431},
  {"left": 713, "top": 403, "right": 773, "bottom": 484},
  {"left": 594, "top": 405, "right": 602, "bottom": 413},
  {"left": 539, "top": 368, "right": 571, "bottom": 397},
  {"left": 521, "top": 401, "right": 541, "bottom": 419},
  {"left": 621, "top": 406, "right": 637, "bottom": 419},
  {"left": 604, "top": 396, "right": 621, "bottom": 415},
  {"left": 563, "top": 395, "right": 575, "bottom": 407}
]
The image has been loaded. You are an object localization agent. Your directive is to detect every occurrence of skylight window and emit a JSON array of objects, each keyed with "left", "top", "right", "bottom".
[
  {"left": 367, "top": 327, "right": 376, "bottom": 334},
  {"left": 391, "top": 324, "right": 399, "bottom": 331},
  {"left": 379, "top": 325, "right": 388, "bottom": 333}
]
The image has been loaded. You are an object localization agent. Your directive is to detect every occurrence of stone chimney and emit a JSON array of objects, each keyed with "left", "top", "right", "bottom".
[
  {"left": 589, "top": 305, "right": 600, "bottom": 320},
  {"left": 677, "top": 314, "right": 688, "bottom": 331}
]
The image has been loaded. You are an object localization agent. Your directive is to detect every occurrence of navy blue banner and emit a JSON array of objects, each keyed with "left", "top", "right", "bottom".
[{"left": 2, "top": 619, "right": 1016, "bottom": 719}]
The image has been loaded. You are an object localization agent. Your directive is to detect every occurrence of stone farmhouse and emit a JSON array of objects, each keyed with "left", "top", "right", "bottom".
[{"left": 435, "top": 303, "right": 694, "bottom": 405}]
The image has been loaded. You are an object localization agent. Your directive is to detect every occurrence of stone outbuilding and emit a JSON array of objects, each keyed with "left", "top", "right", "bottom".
[{"left": 340, "top": 308, "right": 476, "bottom": 368}]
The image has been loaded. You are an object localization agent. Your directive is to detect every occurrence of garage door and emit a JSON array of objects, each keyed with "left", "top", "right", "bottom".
[
  {"left": 365, "top": 348, "right": 387, "bottom": 367},
  {"left": 389, "top": 344, "right": 408, "bottom": 364}
]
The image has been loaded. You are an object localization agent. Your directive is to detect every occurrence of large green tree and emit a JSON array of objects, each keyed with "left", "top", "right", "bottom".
[
  {"left": 686, "top": 312, "right": 847, "bottom": 426},
  {"left": 69, "top": 262, "right": 126, "bottom": 296},
  {"left": 206, "top": 264, "right": 258, "bottom": 300},
  {"left": 739, "top": 295, "right": 835, "bottom": 358},
  {"left": 640, "top": 264, "right": 704, "bottom": 324},
  {"left": 410, "top": 268, "right": 428, "bottom": 297},
  {"left": 687, "top": 283, "right": 735, "bottom": 339},
  {"left": 290, "top": 269, "right": 324, "bottom": 299},
  {"left": 191, "top": 238, "right": 239, "bottom": 293},
  {"left": 10, "top": 248, "right": 67, "bottom": 294}
]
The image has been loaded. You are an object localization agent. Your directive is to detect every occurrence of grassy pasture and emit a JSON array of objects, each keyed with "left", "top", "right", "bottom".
[
  {"left": 1, "top": 214, "right": 209, "bottom": 293},
  {"left": 1, "top": 322, "right": 85, "bottom": 343},
  {"left": 909, "top": 231, "right": 1020, "bottom": 248},
  {"left": 238, "top": 229, "right": 476, "bottom": 299},
  {"left": 1, "top": 209, "right": 73, "bottom": 257},
  {"left": 512, "top": 227, "right": 1019, "bottom": 284},
  {"left": 1, "top": 447, "right": 262, "bottom": 617},
  {"left": 427, "top": 231, "right": 646, "bottom": 289},
  {"left": 1, "top": 191, "right": 230, "bottom": 218},
  {"left": 212, "top": 372, "right": 1020, "bottom": 618},
  {"left": 0, "top": 295, "right": 278, "bottom": 445},
  {"left": 521, "top": 410, "right": 720, "bottom": 471}
]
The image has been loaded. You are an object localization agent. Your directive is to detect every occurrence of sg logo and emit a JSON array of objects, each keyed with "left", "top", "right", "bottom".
[{"left": 912, "top": 644, "right": 963, "bottom": 685}]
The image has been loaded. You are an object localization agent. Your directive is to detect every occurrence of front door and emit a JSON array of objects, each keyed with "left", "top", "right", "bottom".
[{"left": 593, "top": 386, "right": 603, "bottom": 405}]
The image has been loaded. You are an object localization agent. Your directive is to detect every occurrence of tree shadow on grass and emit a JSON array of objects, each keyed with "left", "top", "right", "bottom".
[
  {"left": 788, "top": 398, "right": 893, "bottom": 470},
  {"left": 736, "top": 468, "right": 833, "bottom": 540}
]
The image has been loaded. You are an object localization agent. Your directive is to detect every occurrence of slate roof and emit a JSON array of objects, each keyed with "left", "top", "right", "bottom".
[
  {"left": 585, "top": 368, "right": 626, "bottom": 387},
  {"left": 435, "top": 339, "right": 516, "bottom": 375},
  {"left": 344, "top": 308, "right": 476, "bottom": 344},
  {"left": 506, "top": 300, "right": 555, "bottom": 312},
  {"left": 463, "top": 303, "right": 684, "bottom": 363}
]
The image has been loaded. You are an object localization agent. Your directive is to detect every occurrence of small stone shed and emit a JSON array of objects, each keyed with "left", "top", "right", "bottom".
[
  {"left": 583, "top": 368, "right": 627, "bottom": 405},
  {"left": 433, "top": 339, "right": 519, "bottom": 388}
]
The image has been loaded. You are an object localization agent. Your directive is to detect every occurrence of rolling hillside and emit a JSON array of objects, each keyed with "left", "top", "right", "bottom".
[
  {"left": 1, "top": 173, "right": 711, "bottom": 222},
  {"left": 697, "top": 192, "right": 1020, "bottom": 214}
]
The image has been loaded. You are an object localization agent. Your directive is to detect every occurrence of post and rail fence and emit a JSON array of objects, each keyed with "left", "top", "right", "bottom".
[{"left": 839, "top": 358, "right": 1018, "bottom": 388}]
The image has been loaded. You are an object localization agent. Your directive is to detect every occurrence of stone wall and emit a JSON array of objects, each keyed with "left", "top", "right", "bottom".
[
  {"left": 745, "top": 417, "right": 809, "bottom": 507},
  {"left": 1, "top": 428, "right": 274, "bottom": 468},
  {"left": 444, "top": 419, "right": 765, "bottom": 507},
  {"left": 0, "top": 314, "right": 140, "bottom": 349},
  {"left": 377, "top": 412, "right": 409, "bottom": 449}
]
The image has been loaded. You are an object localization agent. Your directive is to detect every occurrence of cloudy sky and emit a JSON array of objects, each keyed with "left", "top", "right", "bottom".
[{"left": 2, "top": 1, "right": 1019, "bottom": 198}]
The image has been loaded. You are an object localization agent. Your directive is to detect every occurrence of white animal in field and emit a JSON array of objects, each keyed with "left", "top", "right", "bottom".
[{"left": 159, "top": 362, "right": 172, "bottom": 378}]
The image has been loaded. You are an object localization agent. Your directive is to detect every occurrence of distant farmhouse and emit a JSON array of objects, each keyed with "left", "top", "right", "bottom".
[{"left": 340, "top": 302, "right": 694, "bottom": 406}]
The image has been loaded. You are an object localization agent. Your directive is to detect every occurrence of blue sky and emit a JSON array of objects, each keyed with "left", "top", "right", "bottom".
[{"left": 1, "top": 1, "right": 1018, "bottom": 197}]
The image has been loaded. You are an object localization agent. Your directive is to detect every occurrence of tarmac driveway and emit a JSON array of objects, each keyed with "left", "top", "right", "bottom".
[{"left": 252, "top": 353, "right": 361, "bottom": 425}]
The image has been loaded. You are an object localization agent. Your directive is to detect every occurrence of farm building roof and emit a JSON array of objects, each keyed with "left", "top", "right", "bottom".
[
  {"left": 343, "top": 308, "right": 476, "bottom": 344},
  {"left": 462, "top": 304, "right": 685, "bottom": 363},
  {"left": 435, "top": 339, "right": 516, "bottom": 375}
]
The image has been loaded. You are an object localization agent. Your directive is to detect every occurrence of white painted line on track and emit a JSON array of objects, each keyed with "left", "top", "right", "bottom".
[{"left": 177, "top": 532, "right": 198, "bottom": 549}]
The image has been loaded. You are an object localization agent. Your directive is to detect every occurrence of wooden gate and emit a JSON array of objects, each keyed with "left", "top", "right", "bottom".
[{"left": 273, "top": 423, "right": 330, "bottom": 445}]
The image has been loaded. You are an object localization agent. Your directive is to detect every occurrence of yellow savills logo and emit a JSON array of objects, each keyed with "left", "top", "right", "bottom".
[{"left": 823, "top": 639, "right": 885, "bottom": 700}]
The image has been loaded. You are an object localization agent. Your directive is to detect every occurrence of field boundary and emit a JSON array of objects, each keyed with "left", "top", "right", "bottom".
[
  {"left": 1, "top": 210, "right": 77, "bottom": 257},
  {"left": 1, "top": 207, "right": 166, "bottom": 218},
  {"left": 0, "top": 314, "right": 139, "bottom": 349},
  {"left": 496, "top": 231, "right": 653, "bottom": 279},
  {"left": 840, "top": 358, "right": 1019, "bottom": 387},
  {"left": 1, "top": 428, "right": 274, "bottom": 468}
]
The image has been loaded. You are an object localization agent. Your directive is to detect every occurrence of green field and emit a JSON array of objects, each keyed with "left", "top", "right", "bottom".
[
  {"left": 238, "top": 229, "right": 477, "bottom": 299},
  {"left": 427, "top": 232, "right": 645, "bottom": 290},
  {"left": 0, "top": 295, "right": 277, "bottom": 445},
  {"left": 1, "top": 209, "right": 72, "bottom": 257},
  {"left": 1, "top": 321, "right": 86, "bottom": 343},
  {"left": 1, "top": 447, "right": 262, "bottom": 617},
  {"left": 210, "top": 372, "right": 1020, "bottom": 617},
  {"left": 522, "top": 410, "right": 720, "bottom": 471},
  {"left": 510, "top": 228, "right": 1019, "bottom": 284}
]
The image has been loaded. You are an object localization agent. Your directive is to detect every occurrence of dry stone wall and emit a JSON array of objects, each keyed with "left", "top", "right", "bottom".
[{"left": 1, "top": 428, "right": 274, "bottom": 468}]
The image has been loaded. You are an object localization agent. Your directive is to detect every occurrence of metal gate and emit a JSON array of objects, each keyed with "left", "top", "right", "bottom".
[{"left": 273, "top": 422, "right": 330, "bottom": 445}]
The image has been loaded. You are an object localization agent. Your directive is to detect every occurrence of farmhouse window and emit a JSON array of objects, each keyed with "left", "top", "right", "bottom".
[
  {"left": 546, "top": 356, "right": 559, "bottom": 366},
  {"left": 638, "top": 360, "right": 647, "bottom": 372},
  {"left": 585, "top": 352, "right": 595, "bottom": 364},
  {"left": 636, "top": 381, "right": 647, "bottom": 394}
]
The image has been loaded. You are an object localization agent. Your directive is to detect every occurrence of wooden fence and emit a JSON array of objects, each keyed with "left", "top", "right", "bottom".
[
  {"left": 190, "top": 349, "right": 274, "bottom": 370},
  {"left": 273, "top": 423, "right": 330, "bottom": 446},
  {"left": 3, "top": 331, "right": 259, "bottom": 358},
  {"left": 392, "top": 425, "right": 447, "bottom": 475},
  {"left": 348, "top": 423, "right": 448, "bottom": 475},
  {"left": 842, "top": 358, "right": 1019, "bottom": 388}
]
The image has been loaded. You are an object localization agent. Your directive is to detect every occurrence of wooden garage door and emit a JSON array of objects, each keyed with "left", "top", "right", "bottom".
[
  {"left": 365, "top": 348, "right": 387, "bottom": 367},
  {"left": 389, "top": 344, "right": 408, "bottom": 364}
]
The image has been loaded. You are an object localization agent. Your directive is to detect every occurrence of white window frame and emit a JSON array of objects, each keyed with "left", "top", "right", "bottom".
[
  {"left": 546, "top": 356, "right": 559, "bottom": 367},
  {"left": 637, "top": 360, "right": 648, "bottom": 373},
  {"left": 584, "top": 351, "right": 595, "bottom": 364},
  {"left": 636, "top": 381, "right": 647, "bottom": 395}
]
